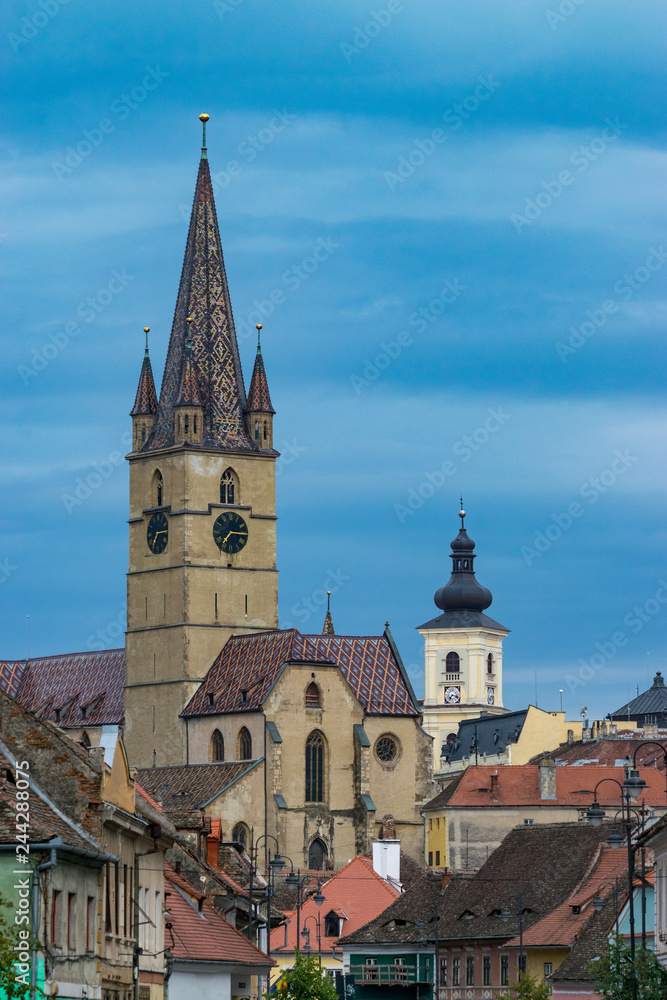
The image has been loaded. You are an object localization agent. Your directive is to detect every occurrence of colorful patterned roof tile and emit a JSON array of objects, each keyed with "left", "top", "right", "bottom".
[
  {"left": 246, "top": 346, "right": 274, "bottom": 414},
  {"left": 130, "top": 351, "right": 158, "bottom": 416},
  {"left": 182, "top": 629, "right": 418, "bottom": 718},
  {"left": 2, "top": 650, "right": 125, "bottom": 727},
  {"left": 136, "top": 761, "right": 260, "bottom": 812},
  {"left": 148, "top": 152, "right": 255, "bottom": 452},
  {"left": 175, "top": 336, "right": 204, "bottom": 407}
]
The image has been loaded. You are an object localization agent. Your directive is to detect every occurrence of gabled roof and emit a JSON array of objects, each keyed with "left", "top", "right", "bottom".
[
  {"left": 0, "top": 650, "right": 124, "bottom": 727},
  {"left": 136, "top": 760, "right": 260, "bottom": 812},
  {"left": 165, "top": 862, "right": 272, "bottom": 968},
  {"left": 270, "top": 856, "right": 400, "bottom": 954},
  {"left": 529, "top": 735, "right": 667, "bottom": 771},
  {"left": 148, "top": 152, "right": 255, "bottom": 452},
  {"left": 183, "top": 629, "right": 419, "bottom": 718},
  {"left": 342, "top": 822, "right": 616, "bottom": 947},
  {"left": 423, "top": 764, "right": 667, "bottom": 810},
  {"left": 246, "top": 346, "right": 274, "bottom": 414}
]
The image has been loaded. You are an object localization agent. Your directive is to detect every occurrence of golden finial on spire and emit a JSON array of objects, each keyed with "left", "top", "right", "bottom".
[
  {"left": 199, "top": 113, "right": 210, "bottom": 158},
  {"left": 144, "top": 327, "right": 150, "bottom": 356},
  {"left": 186, "top": 316, "right": 193, "bottom": 348},
  {"left": 256, "top": 323, "right": 262, "bottom": 352}
]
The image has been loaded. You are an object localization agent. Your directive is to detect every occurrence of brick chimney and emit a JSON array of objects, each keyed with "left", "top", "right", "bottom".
[
  {"left": 538, "top": 760, "right": 557, "bottom": 800},
  {"left": 382, "top": 814, "right": 397, "bottom": 839},
  {"left": 441, "top": 868, "right": 452, "bottom": 889},
  {"left": 490, "top": 773, "right": 499, "bottom": 800}
]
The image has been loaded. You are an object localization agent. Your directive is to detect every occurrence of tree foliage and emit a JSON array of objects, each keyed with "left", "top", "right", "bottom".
[
  {"left": 495, "top": 969, "right": 551, "bottom": 1000},
  {"left": 0, "top": 889, "right": 35, "bottom": 1000},
  {"left": 271, "top": 950, "right": 339, "bottom": 1000},
  {"left": 592, "top": 937, "right": 667, "bottom": 999}
]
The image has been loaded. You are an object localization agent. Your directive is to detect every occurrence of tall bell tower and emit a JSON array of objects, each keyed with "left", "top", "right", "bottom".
[{"left": 124, "top": 115, "right": 279, "bottom": 768}]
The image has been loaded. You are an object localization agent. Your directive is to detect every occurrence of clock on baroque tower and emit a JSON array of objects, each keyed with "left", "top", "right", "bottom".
[
  {"left": 419, "top": 506, "right": 510, "bottom": 771},
  {"left": 124, "top": 115, "right": 279, "bottom": 769}
]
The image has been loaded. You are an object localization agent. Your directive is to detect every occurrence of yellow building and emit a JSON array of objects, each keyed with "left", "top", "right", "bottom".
[{"left": 419, "top": 508, "right": 511, "bottom": 770}]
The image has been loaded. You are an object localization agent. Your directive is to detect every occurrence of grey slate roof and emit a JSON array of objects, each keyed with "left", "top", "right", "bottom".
[
  {"left": 439, "top": 709, "right": 529, "bottom": 764},
  {"left": 418, "top": 609, "right": 509, "bottom": 631},
  {"left": 611, "top": 672, "right": 667, "bottom": 722}
]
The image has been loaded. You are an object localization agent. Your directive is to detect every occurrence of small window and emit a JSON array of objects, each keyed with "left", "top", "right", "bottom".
[
  {"left": 446, "top": 651, "right": 460, "bottom": 674},
  {"left": 452, "top": 957, "right": 461, "bottom": 987},
  {"left": 81, "top": 731, "right": 91, "bottom": 748},
  {"left": 67, "top": 893, "right": 76, "bottom": 950},
  {"left": 232, "top": 823, "right": 249, "bottom": 848},
  {"left": 435, "top": 851, "right": 440, "bottom": 866},
  {"left": 193, "top": 415, "right": 197, "bottom": 435},
  {"left": 305, "top": 682, "right": 320, "bottom": 708},
  {"left": 466, "top": 956, "right": 475, "bottom": 985},
  {"left": 483, "top": 956, "right": 491, "bottom": 985},
  {"left": 238, "top": 727, "right": 252, "bottom": 760},
  {"left": 440, "top": 957, "right": 447, "bottom": 986},
  {"left": 254, "top": 420, "right": 259, "bottom": 440},
  {"left": 428, "top": 851, "right": 433, "bottom": 866},
  {"left": 184, "top": 415, "right": 189, "bottom": 437},
  {"left": 487, "top": 653, "right": 494, "bottom": 674},
  {"left": 309, "top": 837, "right": 327, "bottom": 870},
  {"left": 220, "top": 468, "right": 237, "bottom": 505},
  {"left": 141, "top": 424, "right": 146, "bottom": 444},
  {"left": 153, "top": 470, "right": 164, "bottom": 507},
  {"left": 211, "top": 729, "right": 224, "bottom": 762},
  {"left": 263, "top": 420, "right": 267, "bottom": 440},
  {"left": 51, "top": 890, "right": 61, "bottom": 946},
  {"left": 501, "top": 955, "right": 509, "bottom": 986},
  {"left": 306, "top": 730, "right": 325, "bottom": 802},
  {"left": 544, "top": 962, "right": 553, "bottom": 977}
]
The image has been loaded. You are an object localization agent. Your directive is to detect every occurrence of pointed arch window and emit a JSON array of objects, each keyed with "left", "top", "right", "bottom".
[
  {"left": 238, "top": 727, "right": 252, "bottom": 761},
  {"left": 153, "top": 470, "right": 164, "bottom": 507},
  {"left": 81, "top": 731, "right": 91, "bottom": 749},
  {"left": 254, "top": 420, "right": 259, "bottom": 441},
  {"left": 141, "top": 424, "right": 146, "bottom": 444},
  {"left": 308, "top": 838, "right": 327, "bottom": 871},
  {"left": 305, "top": 730, "right": 325, "bottom": 803},
  {"left": 211, "top": 729, "right": 224, "bottom": 762},
  {"left": 220, "top": 468, "right": 238, "bottom": 505},
  {"left": 232, "top": 822, "right": 249, "bottom": 849},
  {"left": 263, "top": 421, "right": 267, "bottom": 441},
  {"left": 446, "top": 652, "right": 460, "bottom": 674},
  {"left": 305, "top": 683, "right": 320, "bottom": 708}
]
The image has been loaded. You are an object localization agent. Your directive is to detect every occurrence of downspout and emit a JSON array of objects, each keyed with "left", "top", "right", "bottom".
[
  {"left": 134, "top": 846, "right": 159, "bottom": 1000},
  {"left": 31, "top": 847, "right": 57, "bottom": 1000}
]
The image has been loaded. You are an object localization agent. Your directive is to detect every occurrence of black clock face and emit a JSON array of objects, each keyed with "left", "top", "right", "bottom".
[
  {"left": 147, "top": 512, "right": 168, "bottom": 554},
  {"left": 213, "top": 511, "right": 248, "bottom": 554}
]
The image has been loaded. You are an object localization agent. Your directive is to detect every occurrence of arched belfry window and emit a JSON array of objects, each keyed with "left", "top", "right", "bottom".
[
  {"left": 211, "top": 729, "right": 224, "bottom": 762},
  {"left": 141, "top": 424, "right": 146, "bottom": 444},
  {"left": 238, "top": 727, "right": 252, "bottom": 761},
  {"left": 305, "top": 730, "right": 325, "bottom": 803},
  {"left": 305, "top": 683, "right": 320, "bottom": 708},
  {"left": 446, "top": 651, "right": 460, "bottom": 674},
  {"left": 254, "top": 420, "right": 259, "bottom": 440},
  {"left": 487, "top": 653, "right": 494, "bottom": 675},
  {"left": 220, "top": 468, "right": 238, "bottom": 505},
  {"left": 309, "top": 838, "right": 327, "bottom": 871},
  {"left": 153, "top": 470, "right": 164, "bottom": 507}
]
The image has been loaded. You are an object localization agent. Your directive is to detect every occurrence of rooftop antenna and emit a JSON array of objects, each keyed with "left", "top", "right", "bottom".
[
  {"left": 534, "top": 670, "right": 538, "bottom": 709},
  {"left": 459, "top": 497, "right": 465, "bottom": 528},
  {"left": 27, "top": 614, "right": 30, "bottom": 659},
  {"left": 559, "top": 688, "right": 563, "bottom": 713}
]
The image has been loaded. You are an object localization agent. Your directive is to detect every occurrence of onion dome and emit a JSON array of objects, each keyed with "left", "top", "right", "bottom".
[{"left": 433, "top": 507, "right": 493, "bottom": 613}]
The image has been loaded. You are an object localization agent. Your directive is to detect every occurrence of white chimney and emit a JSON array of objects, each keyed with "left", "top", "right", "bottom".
[{"left": 372, "top": 840, "right": 401, "bottom": 888}]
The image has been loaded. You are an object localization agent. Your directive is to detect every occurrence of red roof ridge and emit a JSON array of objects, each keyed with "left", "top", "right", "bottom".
[{"left": 135, "top": 782, "right": 164, "bottom": 813}]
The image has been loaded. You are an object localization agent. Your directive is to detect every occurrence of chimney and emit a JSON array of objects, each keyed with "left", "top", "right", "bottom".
[
  {"left": 490, "top": 773, "right": 499, "bottom": 800},
  {"left": 382, "top": 814, "right": 397, "bottom": 840},
  {"left": 643, "top": 723, "right": 659, "bottom": 739},
  {"left": 567, "top": 729, "right": 574, "bottom": 745},
  {"left": 441, "top": 868, "right": 452, "bottom": 890},
  {"left": 373, "top": 815, "right": 400, "bottom": 886},
  {"left": 538, "top": 760, "right": 557, "bottom": 800}
]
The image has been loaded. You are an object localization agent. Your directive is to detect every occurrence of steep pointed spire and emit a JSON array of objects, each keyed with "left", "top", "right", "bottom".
[
  {"left": 176, "top": 318, "right": 203, "bottom": 406},
  {"left": 322, "top": 591, "right": 335, "bottom": 635},
  {"left": 247, "top": 324, "right": 275, "bottom": 414},
  {"left": 130, "top": 327, "right": 158, "bottom": 416},
  {"left": 147, "top": 115, "right": 255, "bottom": 451}
]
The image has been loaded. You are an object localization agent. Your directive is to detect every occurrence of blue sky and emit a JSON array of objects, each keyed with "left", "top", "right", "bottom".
[{"left": 1, "top": 0, "right": 666, "bottom": 723}]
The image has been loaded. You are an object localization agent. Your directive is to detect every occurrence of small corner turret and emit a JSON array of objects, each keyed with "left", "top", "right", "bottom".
[
  {"left": 174, "top": 318, "right": 204, "bottom": 444},
  {"left": 130, "top": 327, "right": 157, "bottom": 451},
  {"left": 246, "top": 323, "right": 275, "bottom": 450}
]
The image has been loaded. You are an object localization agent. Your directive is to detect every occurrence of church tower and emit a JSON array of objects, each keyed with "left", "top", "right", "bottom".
[
  {"left": 124, "top": 115, "right": 279, "bottom": 768},
  {"left": 419, "top": 506, "right": 510, "bottom": 769}
]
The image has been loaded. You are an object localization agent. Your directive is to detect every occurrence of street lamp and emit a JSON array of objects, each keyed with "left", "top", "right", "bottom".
[
  {"left": 592, "top": 878, "right": 620, "bottom": 937},
  {"left": 496, "top": 894, "right": 525, "bottom": 977},
  {"left": 284, "top": 868, "right": 326, "bottom": 947},
  {"left": 301, "top": 914, "right": 323, "bottom": 965}
]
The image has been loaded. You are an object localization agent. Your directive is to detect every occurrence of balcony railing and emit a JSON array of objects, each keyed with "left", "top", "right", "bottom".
[
  {"left": 349, "top": 963, "right": 432, "bottom": 985},
  {"left": 443, "top": 674, "right": 461, "bottom": 683}
]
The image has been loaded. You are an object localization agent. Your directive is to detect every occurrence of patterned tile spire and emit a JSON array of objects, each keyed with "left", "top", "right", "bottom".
[
  {"left": 322, "top": 591, "right": 335, "bottom": 635},
  {"left": 246, "top": 324, "right": 275, "bottom": 414},
  {"left": 130, "top": 327, "right": 158, "bottom": 416},
  {"left": 147, "top": 115, "right": 255, "bottom": 451},
  {"left": 176, "top": 318, "right": 204, "bottom": 406}
]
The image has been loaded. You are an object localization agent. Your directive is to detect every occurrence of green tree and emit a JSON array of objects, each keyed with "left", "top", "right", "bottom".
[
  {"left": 0, "top": 889, "right": 35, "bottom": 1000},
  {"left": 495, "top": 970, "right": 551, "bottom": 1000},
  {"left": 270, "top": 950, "right": 339, "bottom": 1000},
  {"left": 591, "top": 937, "right": 667, "bottom": 999}
]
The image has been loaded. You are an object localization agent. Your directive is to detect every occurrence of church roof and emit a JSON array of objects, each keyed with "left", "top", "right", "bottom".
[
  {"left": 175, "top": 334, "right": 204, "bottom": 407},
  {"left": 130, "top": 348, "right": 158, "bottom": 417},
  {"left": 0, "top": 650, "right": 125, "bottom": 726},
  {"left": 182, "top": 628, "right": 419, "bottom": 718},
  {"left": 611, "top": 672, "right": 667, "bottom": 720},
  {"left": 147, "top": 143, "right": 256, "bottom": 452},
  {"left": 246, "top": 344, "right": 274, "bottom": 414},
  {"left": 136, "top": 761, "right": 260, "bottom": 812}
]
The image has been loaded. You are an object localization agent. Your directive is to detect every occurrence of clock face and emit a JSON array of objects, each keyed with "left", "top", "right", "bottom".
[
  {"left": 445, "top": 686, "right": 461, "bottom": 705},
  {"left": 213, "top": 511, "right": 248, "bottom": 554},
  {"left": 147, "top": 512, "right": 168, "bottom": 554},
  {"left": 487, "top": 687, "right": 495, "bottom": 705}
]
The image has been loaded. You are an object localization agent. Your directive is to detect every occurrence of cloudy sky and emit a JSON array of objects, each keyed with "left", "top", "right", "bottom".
[{"left": 2, "top": 0, "right": 666, "bottom": 722}]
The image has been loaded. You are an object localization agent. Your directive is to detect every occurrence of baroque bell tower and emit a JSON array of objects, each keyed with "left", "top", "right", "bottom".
[{"left": 124, "top": 115, "right": 279, "bottom": 768}]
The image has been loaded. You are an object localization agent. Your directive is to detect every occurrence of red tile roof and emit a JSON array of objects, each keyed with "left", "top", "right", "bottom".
[
  {"left": 184, "top": 629, "right": 418, "bottom": 718},
  {"left": 530, "top": 736, "right": 667, "bottom": 772},
  {"left": 270, "top": 856, "right": 400, "bottom": 955},
  {"left": 435, "top": 764, "right": 667, "bottom": 809},
  {"left": 165, "top": 862, "right": 272, "bottom": 967},
  {"left": 0, "top": 650, "right": 124, "bottom": 727},
  {"left": 136, "top": 761, "right": 260, "bottom": 812}
]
